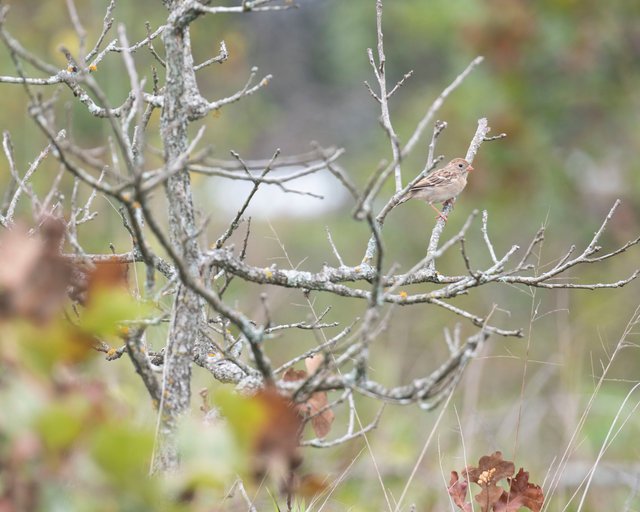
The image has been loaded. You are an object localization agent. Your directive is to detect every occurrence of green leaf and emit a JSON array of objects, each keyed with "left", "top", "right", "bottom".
[
  {"left": 15, "top": 318, "right": 94, "bottom": 375},
  {"left": 212, "top": 388, "right": 266, "bottom": 449},
  {"left": 91, "top": 423, "right": 154, "bottom": 483},
  {"left": 34, "top": 396, "right": 90, "bottom": 452},
  {"left": 80, "top": 287, "right": 152, "bottom": 339}
]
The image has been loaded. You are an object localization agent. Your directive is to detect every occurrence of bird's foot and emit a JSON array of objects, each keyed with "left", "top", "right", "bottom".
[{"left": 430, "top": 203, "right": 448, "bottom": 223}]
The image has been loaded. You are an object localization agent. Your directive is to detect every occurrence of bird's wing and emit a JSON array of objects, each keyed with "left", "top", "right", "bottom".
[{"left": 410, "top": 169, "right": 456, "bottom": 191}]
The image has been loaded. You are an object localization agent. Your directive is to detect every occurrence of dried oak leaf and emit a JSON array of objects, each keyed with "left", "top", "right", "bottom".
[
  {"left": 448, "top": 471, "right": 472, "bottom": 512},
  {"left": 305, "top": 353, "right": 324, "bottom": 373},
  {"left": 495, "top": 468, "right": 544, "bottom": 512},
  {"left": 283, "top": 355, "right": 335, "bottom": 439},
  {"left": 283, "top": 368, "right": 307, "bottom": 382},
  {"left": 252, "top": 387, "right": 303, "bottom": 484},
  {"left": 293, "top": 473, "right": 329, "bottom": 498},
  {"left": 462, "top": 451, "right": 515, "bottom": 512},
  {"left": 303, "top": 354, "right": 335, "bottom": 438},
  {"left": 69, "top": 259, "right": 129, "bottom": 306},
  {"left": 0, "top": 218, "right": 71, "bottom": 324}
]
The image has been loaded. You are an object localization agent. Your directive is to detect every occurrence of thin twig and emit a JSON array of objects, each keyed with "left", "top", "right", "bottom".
[
  {"left": 325, "top": 226, "right": 345, "bottom": 267},
  {"left": 481, "top": 209, "right": 499, "bottom": 265},
  {"left": 403, "top": 56, "right": 484, "bottom": 158}
]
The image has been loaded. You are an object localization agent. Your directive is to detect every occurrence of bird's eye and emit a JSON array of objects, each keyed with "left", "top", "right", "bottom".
[{"left": 458, "top": 163, "right": 463, "bottom": 168}]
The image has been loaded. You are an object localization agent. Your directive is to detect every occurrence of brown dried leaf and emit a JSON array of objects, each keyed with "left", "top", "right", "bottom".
[
  {"left": 448, "top": 471, "right": 472, "bottom": 512},
  {"left": 495, "top": 468, "right": 544, "bottom": 512},
  {"left": 304, "top": 353, "right": 324, "bottom": 373},
  {"left": 462, "top": 452, "right": 515, "bottom": 512},
  {"left": 252, "top": 387, "right": 303, "bottom": 484},
  {"left": 0, "top": 225, "right": 42, "bottom": 290},
  {"left": 303, "top": 355, "right": 334, "bottom": 437},
  {"left": 283, "top": 363, "right": 335, "bottom": 438},
  {"left": 283, "top": 368, "right": 307, "bottom": 382},
  {"left": 69, "top": 260, "right": 129, "bottom": 306},
  {"left": 86, "top": 262, "right": 128, "bottom": 296},
  {"left": 0, "top": 218, "right": 71, "bottom": 324},
  {"left": 293, "top": 473, "right": 329, "bottom": 499},
  {"left": 306, "top": 390, "right": 335, "bottom": 439}
]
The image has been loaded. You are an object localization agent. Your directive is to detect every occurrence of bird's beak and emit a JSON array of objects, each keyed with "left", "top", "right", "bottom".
[{"left": 467, "top": 165, "right": 474, "bottom": 171}]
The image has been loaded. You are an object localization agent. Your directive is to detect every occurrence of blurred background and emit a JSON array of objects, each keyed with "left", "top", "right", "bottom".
[{"left": 1, "top": 0, "right": 639, "bottom": 510}]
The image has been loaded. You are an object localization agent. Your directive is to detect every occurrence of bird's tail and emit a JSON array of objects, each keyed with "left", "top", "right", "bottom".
[{"left": 395, "top": 194, "right": 410, "bottom": 206}]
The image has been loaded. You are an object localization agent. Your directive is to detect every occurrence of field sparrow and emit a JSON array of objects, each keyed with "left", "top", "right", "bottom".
[{"left": 398, "top": 158, "right": 473, "bottom": 222}]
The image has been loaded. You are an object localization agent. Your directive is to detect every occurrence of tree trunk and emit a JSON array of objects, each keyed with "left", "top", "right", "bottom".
[{"left": 155, "top": 19, "right": 204, "bottom": 472}]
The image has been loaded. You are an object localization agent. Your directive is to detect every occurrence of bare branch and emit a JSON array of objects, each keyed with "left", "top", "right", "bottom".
[
  {"left": 214, "top": 148, "right": 281, "bottom": 249},
  {"left": 367, "top": 0, "right": 404, "bottom": 193},
  {"left": 145, "top": 21, "right": 166, "bottom": 67},
  {"left": 197, "top": 68, "right": 272, "bottom": 120},
  {"left": 193, "top": 0, "right": 298, "bottom": 14},
  {"left": 188, "top": 147, "right": 344, "bottom": 185},
  {"left": 517, "top": 225, "right": 545, "bottom": 270},
  {"left": 427, "top": 119, "right": 447, "bottom": 170},
  {"left": 325, "top": 226, "right": 345, "bottom": 267},
  {"left": 387, "top": 69, "right": 414, "bottom": 98},
  {"left": 86, "top": 0, "right": 115, "bottom": 61},
  {"left": 302, "top": 407, "right": 384, "bottom": 448},
  {"left": 482, "top": 210, "right": 499, "bottom": 265},
  {"left": 403, "top": 56, "right": 484, "bottom": 157},
  {"left": 483, "top": 133, "right": 507, "bottom": 141},
  {"left": 274, "top": 320, "right": 358, "bottom": 375},
  {"left": 425, "top": 118, "right": 491, "bottom": 270},
  {"left": 65, "top": 0, "right": 87, "bottom": 61},
  {"left": 124, "top": 326, "right": 162, "bottom": 403},
  {"left": 0, "top": 6, "right": 59, "bottom": 75},
  {"left": 194, "top": 40, "right": 228, "bottom": 71}
]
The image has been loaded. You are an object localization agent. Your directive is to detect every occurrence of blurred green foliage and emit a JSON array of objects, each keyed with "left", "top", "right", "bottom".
[{"left": 0, "top": 0, "right": 639, "bottom": 510}]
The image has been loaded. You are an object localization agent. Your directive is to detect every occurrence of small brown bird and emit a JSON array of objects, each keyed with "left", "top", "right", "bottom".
[{"left": 398, "top": 158, "right": 473, "bottom": 222}]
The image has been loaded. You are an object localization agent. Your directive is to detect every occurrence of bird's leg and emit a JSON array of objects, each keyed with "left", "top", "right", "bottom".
[
  {"left": 429, "top": 203, "right": 448, "bottom": 223},
  {"left": 442, "top": 198, "right": 455, "bottom": 210}
]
